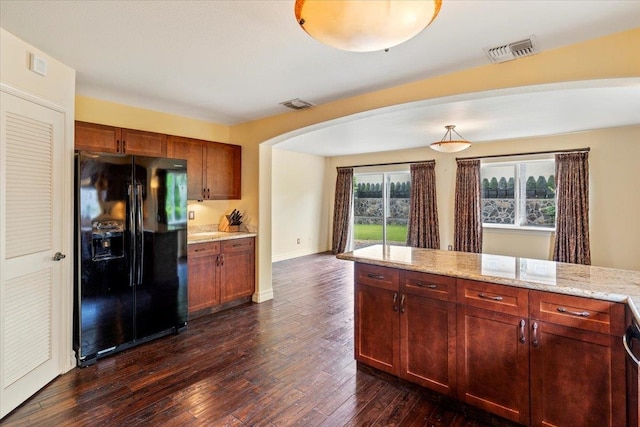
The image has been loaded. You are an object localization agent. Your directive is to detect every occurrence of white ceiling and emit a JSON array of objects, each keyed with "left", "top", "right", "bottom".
[{"left": 1, "top": 1, "right": 639, "bottom": 157}]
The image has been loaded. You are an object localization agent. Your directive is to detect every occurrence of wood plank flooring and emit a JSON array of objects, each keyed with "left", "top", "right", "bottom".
[{"left": 1, "top": 252, "right": 520, "bottom": 426}]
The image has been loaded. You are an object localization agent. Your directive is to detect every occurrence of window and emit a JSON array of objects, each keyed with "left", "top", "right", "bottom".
[
  {"left": 481, "top": 159, "right": 555, "bottom": 229},
  {"left": 353, "top": 171, "right": 411, "bottom": 249}
]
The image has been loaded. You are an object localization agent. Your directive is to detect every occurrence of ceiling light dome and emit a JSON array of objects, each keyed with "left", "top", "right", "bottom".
[
  {"left": 294, "top": 0, "right": 442, "bottom": 53},
  {"left": 430, "top": 125, "right": 471, "bottom": 153}
]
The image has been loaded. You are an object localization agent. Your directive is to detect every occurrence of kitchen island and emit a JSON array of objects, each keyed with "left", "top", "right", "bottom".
[{"left": 337, "top": 245, "right": 640, "bottom": 427}]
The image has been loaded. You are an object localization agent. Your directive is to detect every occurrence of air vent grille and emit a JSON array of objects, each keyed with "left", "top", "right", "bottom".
[
  {"left": 280, "top": 98, "right": 315, "bottom": 110},
  {"left": 484, "top": 36, "right": 539, "bottom": 64}
]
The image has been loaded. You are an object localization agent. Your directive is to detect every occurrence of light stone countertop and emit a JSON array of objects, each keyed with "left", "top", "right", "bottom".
[
  {"left": 188, "top": 231, "right": 256, "bottom": 244},
  {"left": 337, "top": 245, "right": 640, "bottom": 324}
]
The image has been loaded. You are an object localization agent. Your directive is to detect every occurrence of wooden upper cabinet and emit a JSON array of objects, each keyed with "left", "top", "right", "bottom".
[
  {"left": 206, "top": 142, "right": 241, "bottom": 200},
  {"left": 167, "top": 136, "right": 205, "bottom": 200},
  {"left": 75, "top": 121, "right": 166, "bottom": 157},
  {"left": 168, "top": 136, "right": 241, "bottom": 200},
  {"left": 75, "top": 121, "right": 119, "bottom": 152},
  {"left": 120, "top": 128, "right": 166, "bottom": 157}
]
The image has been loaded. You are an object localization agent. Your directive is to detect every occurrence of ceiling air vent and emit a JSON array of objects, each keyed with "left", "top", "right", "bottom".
[
  {"left": 280, "top": 98, "right": 315, "bottom": 110},
  {"left": 484, "top": 36, "right": 539, "bottom": 64}
]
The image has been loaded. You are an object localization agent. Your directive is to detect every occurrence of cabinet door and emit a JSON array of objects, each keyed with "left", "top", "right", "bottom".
[
  {"left": 457, "top": 305, "right": 530, "bottom": 424},
  {"left": 205, "top": 141, "right": 241, "bottom": 200},
  {"left": 75, "top": 121, "right": 120, "bottom": 153},
  {"left": 354, "top": 283, "right": 400, "bottom": 375},
  {"left": 167, "top": 136, "right": 205, "bottom": 200},
  {"left": 121, "top": 128, "right": 166, "bottom": 157},
  {"left": 187, "top": 243, "right": 220, "bottom": 313},
  {"left": 400, "top": 294, "right": 456, "bottom": 396},
  {"left": 220, "top": 238, "right": 255, "bottom": 303},
  {"left": 530, "top": 320, "right": 626, "bottom": 427}
]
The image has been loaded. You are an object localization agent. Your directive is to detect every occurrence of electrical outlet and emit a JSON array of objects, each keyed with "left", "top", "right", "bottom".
[
  {"left": 188, "top": 211, "right": 195, "bottom": 220},
  {"left": 448, "top": 245, "right": 453, "bottom": 251},
  {"left": 297, "top": 238, "right": 301, "bottom": 244}
]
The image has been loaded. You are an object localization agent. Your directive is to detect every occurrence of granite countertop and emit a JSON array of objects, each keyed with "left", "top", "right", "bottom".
[
  {"left": 188, "top": 231, "right": 257, "bottom": 244},
  {"left": 337, "top": 245, "right": 640, "bottom": 323}
]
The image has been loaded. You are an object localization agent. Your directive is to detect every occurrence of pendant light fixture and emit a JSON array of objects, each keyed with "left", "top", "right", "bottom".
[
  {"left": 294, "top": 0, "right": 442, "bottom": 53},
  {"left": 430, "top": 125, "right": 471, "bottom": 153}
]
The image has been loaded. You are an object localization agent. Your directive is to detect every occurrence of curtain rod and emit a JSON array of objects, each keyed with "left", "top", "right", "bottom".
[
  {"left": 336, "top": 159, "right": 434, "bottom": 170},
  {"left": 456, "top": 147, "right": 590, "bottom": 161}
]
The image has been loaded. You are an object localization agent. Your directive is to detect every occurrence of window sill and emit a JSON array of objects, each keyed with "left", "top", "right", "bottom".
[{"left": 483, "top": 223, "right": 555, "bottom": 233}]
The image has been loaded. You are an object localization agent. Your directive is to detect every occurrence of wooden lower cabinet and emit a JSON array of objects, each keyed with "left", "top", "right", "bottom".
[
  {"left": 530, "top": 321, "right": 625, "bottom": 427},
  {"left": 220, "top": 238, "right": 255, "bottom": 303},
  {"left": 187, "top": 237, "right": 255, "bottom": 316},
  {"left": 401, "top": 294, "right": 456, "bottom": 396},
  {"left": 353, "top": 263, "right": 628, "bottom": 427},
  {"left": 457, "top": 305, "right": 530, "bottom": 424},
  {"left": 529, "top": 290, "right": 626, "bottom": 427},
  {"left": 354, "top": 264, "right": 456, "bottom": 395},
  {"left": 187, "top": 241, "right": 220, "bottom": 313}
]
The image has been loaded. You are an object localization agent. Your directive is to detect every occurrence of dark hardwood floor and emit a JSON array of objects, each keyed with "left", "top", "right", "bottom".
[{"left": 1, "top": 252, "right": 520, "bottom": 426}]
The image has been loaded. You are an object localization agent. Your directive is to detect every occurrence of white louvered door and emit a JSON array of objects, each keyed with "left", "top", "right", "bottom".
[{"left": 0, "top": 91, "right": 65, "bottom": 418}]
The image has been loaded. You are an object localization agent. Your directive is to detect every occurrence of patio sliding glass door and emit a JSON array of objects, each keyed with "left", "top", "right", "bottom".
[{"left": 352, "top": 171, "right": 410, "bottom": 250}]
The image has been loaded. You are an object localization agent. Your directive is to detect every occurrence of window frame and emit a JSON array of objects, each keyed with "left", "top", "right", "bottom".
[{"left": 481, "top": 158, "right": 556, "bottom": 232}]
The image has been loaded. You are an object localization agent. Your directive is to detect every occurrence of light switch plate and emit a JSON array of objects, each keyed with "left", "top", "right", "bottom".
[{"left": 188, "top": 211, "right": 195, "bottom": 220}]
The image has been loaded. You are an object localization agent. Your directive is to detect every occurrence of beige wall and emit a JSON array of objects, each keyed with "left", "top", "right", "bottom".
[
  {"left": 271, "top": 149, "right": 329, "bottom": 261},
  {"left": 326, "top": 125, "right": 640, "bottom": 271},
  {"left": 73, "top": 28, "right": 640, "bottom": 299}
]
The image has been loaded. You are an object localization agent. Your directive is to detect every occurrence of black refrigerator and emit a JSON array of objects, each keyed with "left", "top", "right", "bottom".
[{"left": 74, "top": 151, "right": 188, "bottom": 367}]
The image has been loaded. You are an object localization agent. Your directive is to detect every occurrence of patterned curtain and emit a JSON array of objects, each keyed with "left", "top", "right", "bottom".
[
  {"left": 553, "top": 152, "right": 591, "bottom": 265},
  {"left": 331, "top": 167, "right": 353, "bottom": 254},
  {"left": 454, "top": 159, "right": 482, "bottom": 253},
  {"left": 406, "top": 162, "right": 440, "bottom": 248}
]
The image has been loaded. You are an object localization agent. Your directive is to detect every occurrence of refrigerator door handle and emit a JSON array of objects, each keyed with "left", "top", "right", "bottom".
[
  {"left": 128, "top": 184, "right": 136, "bottom": 287},
  {"left": 136, "top": 183, "right": 144, "bottom": 285}
]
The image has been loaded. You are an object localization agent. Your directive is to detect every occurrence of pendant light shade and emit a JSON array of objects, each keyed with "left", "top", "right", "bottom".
[
  {"left": 294, "top": 0, "right": 442, "bottom": 52},
  {"left": 430, "top": 125, "right": 471, "bottom": 153}
]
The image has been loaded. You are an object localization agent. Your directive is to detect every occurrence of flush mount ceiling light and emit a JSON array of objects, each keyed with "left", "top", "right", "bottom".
[
  {"left": 294, "top": 0, "right": 442, "bottom": 52},
  {"left": 430, "top": 125, "right": 471, "bottom": 153}
]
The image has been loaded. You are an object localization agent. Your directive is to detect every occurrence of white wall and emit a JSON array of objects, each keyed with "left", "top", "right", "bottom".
[
  {"left": 1, "top": 27, "right": 76, "bottom": 377},
  {"left": 272, "top": 148, "right": 329, "bottom": 261},
  {"left": 325, "top": 125, "right": 640, "bottom": 271}
]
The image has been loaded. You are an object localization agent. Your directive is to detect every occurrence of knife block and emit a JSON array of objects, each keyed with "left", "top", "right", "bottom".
[{"left": 219, "top": 215, "right": 239, "bottom": 232}]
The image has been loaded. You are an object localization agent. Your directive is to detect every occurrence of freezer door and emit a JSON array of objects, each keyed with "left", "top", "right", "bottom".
[
  {"left": 133, "top": 156, "right": 188, "bottom": 339},
  {"left": 76, "top": 152, "right": 134, "bottom": 361}
]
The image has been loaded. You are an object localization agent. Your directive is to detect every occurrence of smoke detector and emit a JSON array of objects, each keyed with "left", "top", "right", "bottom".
[
  {"left": 484, "top": 36, "right": 539, "bottom": 64},
  {"left": 280, "top": 98, "right": 315, "bottom": 110}
]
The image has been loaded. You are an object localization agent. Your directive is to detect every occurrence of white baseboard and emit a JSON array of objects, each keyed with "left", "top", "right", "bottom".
[{"left": 271, "top": 247, "right": 329, "bottom": 262}]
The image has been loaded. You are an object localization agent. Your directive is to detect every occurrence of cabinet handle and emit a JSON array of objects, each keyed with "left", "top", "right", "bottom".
[
  {"left": 393, "top": 293, "right": 398, "bottom": 312},
  {"left": 367, "top": 273, "right": 384, "bottom": 280},
  {"left": 478, "top": 292, "right": 503, "bottom": 302},
  {"left": 532, "top": 322, "right": 539, "bottom": 347},
  {"left": 400, "top": 294, "right": 406, "bottom": 313},
  {"left": 122, "top": 140, "right": 126, "bottom": 153},
  {"left": 519, "top": 319, "right": 526, "bottom": 343},
  {"left": 220, "top": 254, "right": 224, "bottom": 266},
  {"left": 557, "top": 307, "right": 590, "bottom": 317},
  {"left": 232, "top": 243, "right": 242, "bottom": 247},
  {"left": 194, "top": 248, "right": 206, "bottom": 252},
  {"left": 202, "top": 188, "right": 206, "bottom": 199},
  {"left": 415, "top": 281, "right": 437, "bottom": 289},
  {"left": 207, "top": 188, "right": 210, "bottom": 199},
  {"left": 116, "top": 140, "right": 121, "bottom": 153}
]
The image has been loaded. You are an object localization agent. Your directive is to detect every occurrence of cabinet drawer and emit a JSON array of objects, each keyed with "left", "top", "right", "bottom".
[
  {"left": 188, "top": 241, "right": 220, "bottom": 257},
  {"left": 457, "top": 279, "right": 528, "bottom": 317},
  {"left": 355, "top": 263, "right": 399, "bottom": 291},
  {"left": 402, "top": 271, "right": 456, "bottom": 302},
  {"left": 529, "top": 290, "right": 624, "bottom": 335},
  {"left": 222, "top": 237, "right": 254, "bottom": 253}
]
